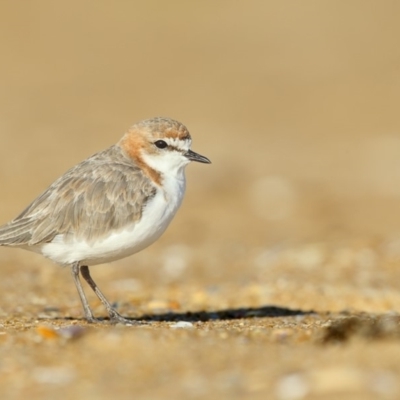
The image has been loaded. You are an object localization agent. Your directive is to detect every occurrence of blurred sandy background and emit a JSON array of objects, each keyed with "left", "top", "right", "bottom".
[
  {"left": 1, "top": 2, "right": 400, "bottom": 400},
  {"left": 1, "top": 0, "right": 400, "bottom": 242}
]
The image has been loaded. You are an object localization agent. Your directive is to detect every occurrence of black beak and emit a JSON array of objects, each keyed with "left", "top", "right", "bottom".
[{"left": 185, "top": 149, "right": 211, "bottom": 164}]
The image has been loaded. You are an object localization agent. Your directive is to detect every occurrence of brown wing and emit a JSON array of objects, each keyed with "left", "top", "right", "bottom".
[{"left": 0, "top": 145, "right": 156, "bottom": 246}]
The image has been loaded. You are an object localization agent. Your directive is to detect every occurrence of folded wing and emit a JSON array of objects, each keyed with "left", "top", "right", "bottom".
[{"left": 0, "top": 145, "right": 156, "bottom": 246}]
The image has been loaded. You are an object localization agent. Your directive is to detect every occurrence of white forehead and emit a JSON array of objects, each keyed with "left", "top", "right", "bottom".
[{"left": 164, "top": 136, "right": 192, "bottom": 151}]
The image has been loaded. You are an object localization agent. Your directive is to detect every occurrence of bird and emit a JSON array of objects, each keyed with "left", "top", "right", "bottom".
[{"left": 0, "top": 117, "right": 211, "bottom": 324}]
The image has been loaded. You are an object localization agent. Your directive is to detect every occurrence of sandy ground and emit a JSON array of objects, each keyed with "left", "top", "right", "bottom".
[{"left": 1, "top": 1, "right": 400, "bottom": 399}]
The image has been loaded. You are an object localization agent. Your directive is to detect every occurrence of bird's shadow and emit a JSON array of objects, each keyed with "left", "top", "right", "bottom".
[{"left": 137, "top": 305, "right": 314, "bottom": 323}]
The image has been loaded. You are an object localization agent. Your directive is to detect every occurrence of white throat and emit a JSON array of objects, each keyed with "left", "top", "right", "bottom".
[{"left": 142, "top": 149, "right": 190, "bottom": 179}]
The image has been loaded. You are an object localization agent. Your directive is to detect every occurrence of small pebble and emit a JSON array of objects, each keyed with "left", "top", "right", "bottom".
[
  {"left": 36, "top": 325, "right": 59, "bottom": 339},
  {"left": 170, "top": 321, "right": 194, "bottom": 329},
  {"left": 57, "top": 325, "right": 86, "bottom": 339}
]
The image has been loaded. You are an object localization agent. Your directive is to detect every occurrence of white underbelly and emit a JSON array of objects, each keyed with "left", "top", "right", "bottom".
[{"left": 40, "top": 187, "right": 183, "bottom": 266}]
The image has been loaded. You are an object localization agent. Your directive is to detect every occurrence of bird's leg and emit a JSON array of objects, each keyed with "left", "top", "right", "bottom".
[
  {"left": 79, "top": 265, "right": 138, "bottom": 324},
  {"left": 71, "top": 262, "right": 96, "bottom": 323}
]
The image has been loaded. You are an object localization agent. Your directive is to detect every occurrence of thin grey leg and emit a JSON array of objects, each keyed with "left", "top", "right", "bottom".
[
  {"left": 80, "top": 265, "right": 137, "bottom": 324},
  {"left": 71, "top": 262, "right": 95, "bottom": 322}
]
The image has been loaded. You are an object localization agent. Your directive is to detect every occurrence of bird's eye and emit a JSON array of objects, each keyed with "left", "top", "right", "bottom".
[{"left": 154, "top": 140, "right": 168, "bottom": 149}]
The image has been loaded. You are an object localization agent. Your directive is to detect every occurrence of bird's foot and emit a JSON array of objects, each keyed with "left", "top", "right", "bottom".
[{"left": 107, "top": 309, "right": 148, "bottom": 326}]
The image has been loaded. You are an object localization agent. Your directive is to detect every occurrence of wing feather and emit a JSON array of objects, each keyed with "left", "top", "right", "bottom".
[{"left": 0, "top": 145, "right": 157, "bottom": 246}]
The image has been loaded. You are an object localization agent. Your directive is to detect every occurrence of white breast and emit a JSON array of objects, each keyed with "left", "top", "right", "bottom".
[{"left": 40, "top": 174, "right": 186, "bottom": 266}]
